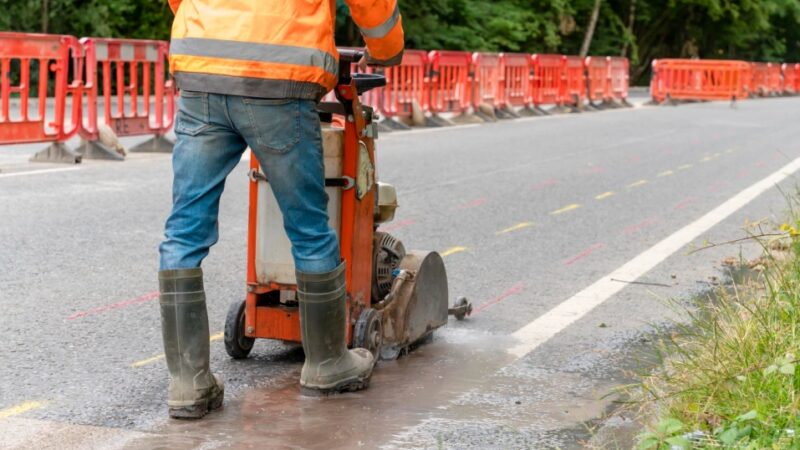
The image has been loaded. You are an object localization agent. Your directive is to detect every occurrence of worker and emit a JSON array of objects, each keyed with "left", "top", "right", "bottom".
[{"left": 158, "top": 0, "right": 404, "bottom": 419}]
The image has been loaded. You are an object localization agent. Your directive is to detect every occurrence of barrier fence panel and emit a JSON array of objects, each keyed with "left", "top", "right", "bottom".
[
  {"left": 562, "top": 56, "right": 586, "bottom": 108},
  {"left": 379, "top": 49, "right": 427, "bottom": 122},
  {"left": 427, "top": 50, "right": 471, "bottom": 115},
  {"left": 499, "top": 53, "right": 531, "bottom": 109},
  {"left": 471, "top": 52, "right": 502, "bottom": 114},
  {"left": 607, "top": 57, "right": 630, "bottom": 102},
  {"left": 79, "top": 37, "right": 174, "bottom": 158},
  {"left": 784, "top": 63, "right": 800, "bottom": 94},
  {"left": 650, "top": 59, "right": 750, "bottom": 103},
  {"left": 0, "top": 32, "right": 83, "bottom": 163},
  {"left": 531, "top": 54, "right": 564, "bottom": 108},
  {"left": 584, "top": 56, "right": 609, "bottom": 104},
  {"left": 766, "top": 63, "right": 782, "bottom": 95},
  {"left": 751, "top": 63, "right": 770, "bottom": 96}
]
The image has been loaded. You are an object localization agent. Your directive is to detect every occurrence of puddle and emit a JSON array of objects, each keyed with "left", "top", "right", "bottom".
[{"left": 124, "top": 328, "right": 516, "bottom": 450}]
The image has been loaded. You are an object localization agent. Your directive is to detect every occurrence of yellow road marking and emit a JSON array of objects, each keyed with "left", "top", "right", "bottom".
[
  {"left": 0, "top": 401, "right": 45, "bottom": 419},
  {"left": 700, "top": 156, "right": 713, "bottom": 162},
  {"left": 678, "top": 164, "right": 693, "bottom": 170},
  {"left": 550, "top": 204, "right": 581, "bottom": 215},
  {"left": 496, "top": 222, "right": 534, "bottom": 235},
  {"left": 595, "top": 191, "right": 614, "bottom": 200},
  {"left": 131, "top": 354, "right": 165, "bottom": 368},
  {"left": 132, "top": 332, "right": 225, "bottom": 368},
  {"left": 658, "top": 170, "right": 674, "bottom": 177},
  {"left": 626, "top": 179, "right": 648, "bottom": 189},
  {"left": 714, "top": 152, "right": 722, "bottom": 158},
  {"left": 441, "top": 246, "right": 468, "bottom": 257},
  {"left": 726, "top": 149, "right": 735, "bottom": 154}
]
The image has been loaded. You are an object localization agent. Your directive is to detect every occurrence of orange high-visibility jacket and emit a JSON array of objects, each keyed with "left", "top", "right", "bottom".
[{"left": 168, "top": 0, "right": 404, "bottom": 100}]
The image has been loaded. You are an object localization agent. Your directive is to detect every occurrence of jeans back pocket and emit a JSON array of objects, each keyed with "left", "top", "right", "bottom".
[
  {"left": 176, "top": 90, "right": 212, "bottom": 136},
  {"left": 243, "top": 98, "right": 300, "bottom": 155}
]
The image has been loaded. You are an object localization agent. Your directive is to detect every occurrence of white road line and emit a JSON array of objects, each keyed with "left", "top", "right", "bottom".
[
  {"left": 509, "top": 155, "right": 800, "bottom": 358},
  {"left": 0, "top": 167, "right": 80, "bottom": 179}
]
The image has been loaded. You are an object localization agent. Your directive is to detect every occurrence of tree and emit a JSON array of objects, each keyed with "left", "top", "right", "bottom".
[{"left": 580, "top": 0, "right": 602, "bottom": 57}]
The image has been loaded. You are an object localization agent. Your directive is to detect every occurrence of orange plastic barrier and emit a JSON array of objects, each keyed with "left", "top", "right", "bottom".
[
  {"left": 562, "top": 56, "right": 586, "bottom": 107},
  {"left": 767, "top": 63, "right": 783, "bottom": 95},
  {"left": 650, "top": 59, "right": 750, "bottom": 102},
  {"left": 607, "top": 57, "right": 630, "bottom": 101},
  {"left": 783, "top": 63, "right": 799, "bottom": 94},
  {"left": 471, "top": 52, "right": 502, "bottom": 110},
  {"left": 79, "top": 37, "right": 175, "bottom": 157},
  {"left": 584, "top": 56, "right": 609, "bottom": 103},
  {"left": 427, "top": 50, "right": 471, "bottom": 115},
  {"left": 0, "top": 32, "right": 83, "bottom": 162},
  {"left": 531, "top": 54, "right": 564, "bottom": 107},
  {"left": 499, "top": 53, "right": 531, "bottom": 109},
  {"left": 766, "top": 63, "right": 782, "bottom": 95},
  {"left": 379, "top": 50, "right": 427, "bottom": 120},
  {"left": 751, "top": 63, "right": 770, "bottom": 96}
]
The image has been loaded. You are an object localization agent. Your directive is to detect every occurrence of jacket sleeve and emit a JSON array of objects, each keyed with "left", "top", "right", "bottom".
[
  {"left": 168, "top": 0, "right": 182, "bottom": 14},
  {"left": 344, "top": 0, "right": 404, "bottom": 66}
]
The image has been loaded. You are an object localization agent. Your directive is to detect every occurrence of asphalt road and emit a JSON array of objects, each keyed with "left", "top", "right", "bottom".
[{"left": 1, "top": 95, "right": 799, "bottom": 449}]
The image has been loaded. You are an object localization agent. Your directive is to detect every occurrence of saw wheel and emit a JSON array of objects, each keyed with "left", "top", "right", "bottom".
[{"left": 353, "top": 308, "right": 382, "bottom": 362}]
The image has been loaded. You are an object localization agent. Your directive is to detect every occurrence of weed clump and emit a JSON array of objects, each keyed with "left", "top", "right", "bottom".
[{"left": 637, "top": 221, "right": 800, "bottom": 449}]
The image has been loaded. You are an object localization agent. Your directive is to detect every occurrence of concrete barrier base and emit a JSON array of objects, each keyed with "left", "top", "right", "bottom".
[
  {"left": 130, "top": 135, "right": 174, "bottom": 153},
  {"left": 29, "top": 143, "right": 82, "bottom": 164}
]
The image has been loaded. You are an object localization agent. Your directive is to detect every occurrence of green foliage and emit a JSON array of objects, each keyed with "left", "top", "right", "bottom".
[
  {"left": 2, "top": 0, "right": 799, "bottom": 84},
  {"left": 635, "top": 207, "right": 800, "bottom": 448}
]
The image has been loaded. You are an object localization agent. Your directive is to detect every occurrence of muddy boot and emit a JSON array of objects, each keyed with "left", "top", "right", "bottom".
[
  {"left": 297, "top": 262, "right": 375, "bottom": 395},
  {"left": 159, "top": 268, "right": 224, "bottom": 419}
]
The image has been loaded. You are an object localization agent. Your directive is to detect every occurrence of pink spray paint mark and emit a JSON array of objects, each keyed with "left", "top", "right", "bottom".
[
  {"left": 674, "top": 197, "right": 694, "bottom": 210},
  {"left": 755, "top": 161, "right": 766, "bottom": 168},
  {"left": 531, "top": 178, "right": 558, "bottom": 191},
  {"left": 737, "top": 169, "right": 749, "bottom": 179},
  {"left": 68, "top": 291, "right": 160, "bottom": 321},
  {"left": 709, "top": 181, "right": 729, "bottom": 193},
  {"left": 457, "top": 197, "right": 488, "bottom": 210},
  {"left": 623, "top": 217, "right": 658, "bottom": 235},
  {"left": 628, "top": 155, "right": 642, "bottom": 163},
  {"left": 472, "top": 283, "right": 525, "bottom": 315},
  {"left": 565, "top": 243, "right": 606, "bottom": 266},
  {"left": 587, "top": 165, "right": 606, "bottom": 174},
  {"left": 378, "top": 219, "right": 416, "bottom": 233}
]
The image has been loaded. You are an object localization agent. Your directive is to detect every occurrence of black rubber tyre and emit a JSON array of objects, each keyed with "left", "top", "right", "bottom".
[
  {"left": 224, "top": 300, "right": 254, "bottom": 359},
  {"left": 353, "top": 308, "right": 382, "bottom": 362}
]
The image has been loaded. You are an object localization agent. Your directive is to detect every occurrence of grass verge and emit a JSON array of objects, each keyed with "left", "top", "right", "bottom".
[{"left": 635, "top": 217, "right": 800, "bottom": 449}]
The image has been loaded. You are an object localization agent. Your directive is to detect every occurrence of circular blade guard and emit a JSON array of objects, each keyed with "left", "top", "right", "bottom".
[{"left": 380, "top": 251, "right": 449, "bottom": 359}]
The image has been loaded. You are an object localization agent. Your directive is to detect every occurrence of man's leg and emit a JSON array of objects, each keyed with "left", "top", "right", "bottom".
[
  {"left": 158, "top": 91, "right": 247, "bottom": 418},
  {"left": 232, "top": 97, "right": 374, "bottom": 394}
]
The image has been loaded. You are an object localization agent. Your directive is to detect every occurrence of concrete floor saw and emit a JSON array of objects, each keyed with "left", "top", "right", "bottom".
[{"left": 224, "top": 49, "right": 472, "bottom": 364}]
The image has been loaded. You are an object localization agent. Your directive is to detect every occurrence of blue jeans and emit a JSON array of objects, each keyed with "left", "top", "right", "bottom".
[{"left": 159, "top": 91, "right": 340, "bottom": 274}]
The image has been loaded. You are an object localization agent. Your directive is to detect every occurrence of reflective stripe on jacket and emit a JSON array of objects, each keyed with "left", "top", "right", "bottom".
[{"left": 168, "top": 0, "right": 404, "bottom": 100}]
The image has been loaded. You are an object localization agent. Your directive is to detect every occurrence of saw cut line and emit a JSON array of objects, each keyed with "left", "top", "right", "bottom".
[{"left": 508, "top": 156, "right": 800, "bottom": 358}]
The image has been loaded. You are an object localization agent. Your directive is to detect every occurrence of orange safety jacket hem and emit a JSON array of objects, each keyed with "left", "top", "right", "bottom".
[
  {"left": 170, "top": 37, "right": 338, "bottom": 100},
  {"left": 174, "top": 72, "right": 329, "bottom": 100}
]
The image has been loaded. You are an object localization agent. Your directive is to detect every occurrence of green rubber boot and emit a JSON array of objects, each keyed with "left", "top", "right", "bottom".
[
  {"left": 159, "top": 268, "right": 224, "bottom": 419},
  {"left": 297, "top": 262, "right": 375, "bottom": 395}
]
